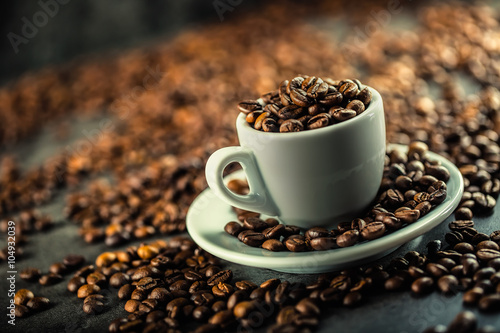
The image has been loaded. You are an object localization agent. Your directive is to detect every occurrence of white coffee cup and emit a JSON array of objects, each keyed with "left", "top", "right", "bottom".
[{"left": 205, "top": 86, "right": 386, "bottom": 228}]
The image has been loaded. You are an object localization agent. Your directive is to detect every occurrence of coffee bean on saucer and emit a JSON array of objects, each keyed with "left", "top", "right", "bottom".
[{"left": 262, "top": 239, "right": 285, "bottom": 252}]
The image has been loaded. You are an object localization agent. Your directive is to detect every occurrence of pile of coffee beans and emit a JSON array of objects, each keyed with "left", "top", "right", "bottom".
[
  {"left": 13, "top": 288, "right": 50, "bottom": 318},
  {"left": 239, "top": 76, "right": 371, "bottom": 132},
  {"left": 2, "top": 0, "right": 500, "bottom": 332},
  {"left": 224, "top": 142, "right": 450, "bottom": 251}
]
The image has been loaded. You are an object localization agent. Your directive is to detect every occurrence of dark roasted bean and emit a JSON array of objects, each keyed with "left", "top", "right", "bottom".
[
  {"left": 446, "top": 311, "right": 477, "bottom": 333},
  {"left": 361, "top": 222, "right": 386, "bottom": 240},
  {"left": 26, "top": 297, "right": 50, "bottom": 312},
  {"left": 262, "top": 239, "right": 285, "bottom": 252},
  {"left": 14, "top": 289, "right": 34, "bottom": 305},
  {"left": 337, "top": 230, "right": 359, "bottom": 248},
  {"left": 411, "top": 277, "right": 434, "bottom": 295},
  {"left": 284, "top": 235, "right": 308, "bottom": 252},
  {"left": 20, "top": 267, "right": 41, "bottom": 282},
  {"left": 238, "top": 100, "right": 262, "bottom": 114}
]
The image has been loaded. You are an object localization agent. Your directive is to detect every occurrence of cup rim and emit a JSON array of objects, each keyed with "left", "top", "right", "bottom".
[{"left": 237, "top": 85, "right": 383, "bottom": 138}]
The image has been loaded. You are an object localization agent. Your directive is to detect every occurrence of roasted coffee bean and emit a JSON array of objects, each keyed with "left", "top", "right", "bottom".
[
  {"left": 395, "top": 209, "right": 420, "bottom": 224},
  {"left": 77, "top": 284, "right": 101, "bottom": 298},
  {"left": 280, "top": 119, "right": 304, "bottom": 132},
  {"left": 437, "top": 275, "right": 459, "bottom": 294},
  {"left": 284, "top": 235, "right": 308, "bottom": 252},
  {"left": 477, "top": 249, "right": 500, "bottom": 261},
  {"left": 304, "top": 227, "right": 329, "bottom": 240},
  {"left": 319, "top": 91, "right": 343, "bottom": 106},
  {"left": 478, "top": 294, "right": 500, "bottom": 312},
  {"left": 14, "top": 289, "right": 34, "bottom": 305},
  {"left": 426, "top": 240, "right": 442, "bottom": 256},
  {"left": 262, "top": 239, "right": 285, "bottom": 252},
  {"left": 67, "top": 276, "right": 86, "bottom": 293},
  {"left": 149, "top": 287, "right": 172, "bottom": 303},
  {"left": 330, "top": 107, "right": 356, "bottom": 122},
  {"left": 337, "top": 230, "right": 359, "bottom": 248},
  {"left": 235, "top": 280, "right": 257, "bottom": 292},
  {"left": 87, "top": 272, "right": 107, "bottom": 286},
  {"left": 462, "top": 258, "right": 480, "bottom": 277},
  {"left": 339, "top": 81, "right": 358, "bottom": 99},
  {"left": 74, "top": 265, "right": 95, "bottom": 278},
  {"left": 208, "top": 309, "right": 233, "bottom": 326},
  {"left": 290, "top": 88, "right": 312, "bottom": 107},
  {"left": 207, "top": 270, "right": 232, "bottom": 286},
  {"left": 310, "top": 237, "right": 337, "bottom": 250},
  {"left": 445, "top": 231, "right": 464, "bottom": 245},
  {"left": 356, "top": 87, "right": 372, "bottom": 105},
  {"left": 131, "top": 288, "right": 148, "bottom": 301},
  {"left": 415, "top": 201, "right": 432, "bottom": 216},
  {"left": 473, "top": 267, "right": 496, "bottom": 282},
  {"left": 232, "top": 301, "right": 255, "bottom": 319},
  {"left": 449, "top": 220, "right": 475, "bottom": 231},
  {"left": 124, "top": 299, "right": 141, "bottom": 313},
  {"left": 455, "top": 207, "right": 473, "bottom": 220},
  {"left": 287, "top": 77, "right": 305, "bottom": 94},
  {"left": 307, "top": 81, "right": 329, "bottom": 99},
  {"left": 212, "top": 282, "right": 233, "bottom": 298},
  {"left": 477, "top": 240, "right": 500, "bottom": 251},
  {"left": 224, "top": 222, "right": 244, "bottom": 237},
  {"left": 109, "top": 272, "right": 130, "bottom": 288},
  {"left": 411, "top": 277, "right": 434, "bottom": 295},
  {"left": 15, "top": 304, "right": 29, "bottom": 318},
  {"left": 422, "top": 325, "right": 447, "bottom": 333},
  {"left": 472, "top": 233, "right": 491, "bottom": 245},
  {"left": 447, "top": 311, "right": 477, "bottom": 333},
  {"left": 63, "top": 254, "right": 85, "bottom": 268},
  {"left": 452, "top": 244, "right": 473, "bottom": 256},
  {"left": 241, "top": 232, "right": 265, "bottom": 247},
  {"left": 283, "top": 225, "right": 301, "bottom": 237},
  {"left": 307, "top": 113, "right": 331, "bottom": 129},
  {"left": 26, "top": 297, "right": 50, "bottom": 312},
  {"left": 83, "top": 298, "right": 104, "bottom": 314},
  {"left": 118, "top": 284, "right": 134, "bottom": 300},
  {"left": 346, "top": 100, "right": 365, "bottom": 114},
  {"left": 343, "top": 291, "right": 362, "bottom": 307},
  {"left": 137, "top": 245, "right": 159, "bottom": 260},
  {"left": 137, "top": 277, "right": 158, "bottom": 291},
  {"left": 39, "top": 273, "right": 62, "bottom": 286},
  {"left": 243, "top": 217, "right": 267, "bottom": 231},
  {"left": 238, "top": 100, "right": 262, "bottom": 114},
  {"left": 263, "top": 224, "right": 286, "bottom": 239},
  {"left": 426, "top": 263, "right": 449, "bottom": 278},
  {"left": 20, "top": 267, "right": 41, "bottom": 282},
  {"left": 463, "top": 287, "right": 484, "bottom": 305},
  {"left": 361, "top": 222, "right": 386, "bottom": 240}
]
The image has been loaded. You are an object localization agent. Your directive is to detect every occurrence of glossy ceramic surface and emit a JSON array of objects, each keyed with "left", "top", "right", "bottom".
[{"left": 188, "top": 144, "right": 464, "bottom": 273}]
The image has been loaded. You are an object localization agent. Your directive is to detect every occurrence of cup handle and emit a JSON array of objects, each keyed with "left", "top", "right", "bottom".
[{"left": 205, "top": 146, "right": 278, "bottom": 216}]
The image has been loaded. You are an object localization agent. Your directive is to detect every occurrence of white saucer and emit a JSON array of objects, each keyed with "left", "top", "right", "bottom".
[{"left": 186, "top": 144, "right": 464, "bottom": 273}]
